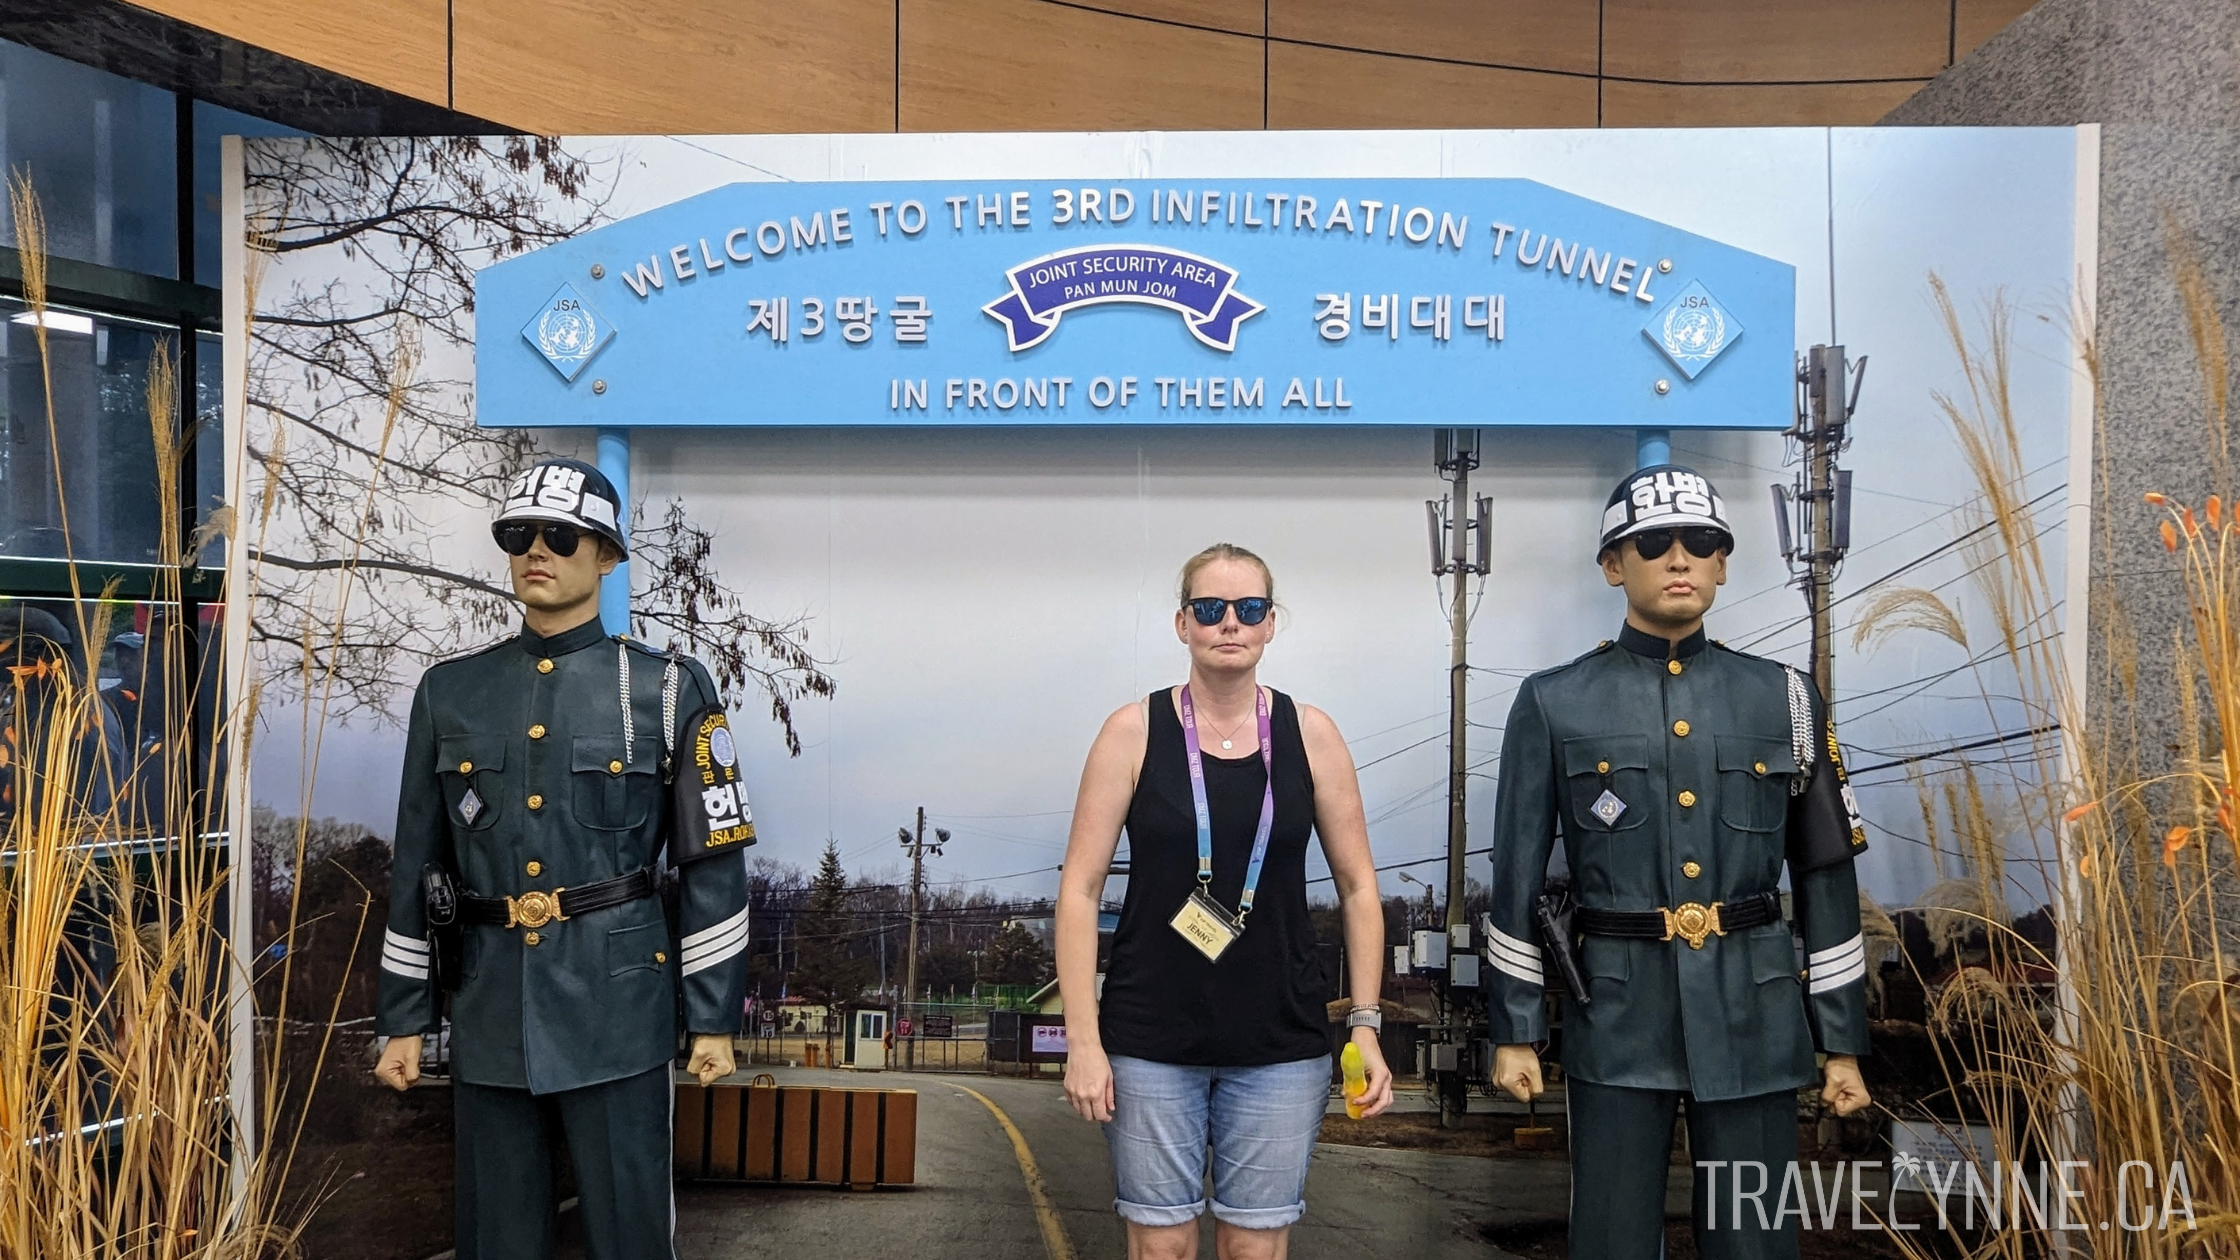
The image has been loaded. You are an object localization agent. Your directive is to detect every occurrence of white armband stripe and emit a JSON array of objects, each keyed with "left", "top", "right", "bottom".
[
  {"left": 384, "top": 928, "right": 430, "bottom": 957},
  {"left": 381, "top": 956, "right": 430, "bottom": 981},
  {"left": 1807, "top": 934, "right": 1863, "bottom": 969},
  {"left": 681, "top": 905, "right": 750, "bottom": 953},
  {"left": 681, "top": 918, "right": 750, "bottom": 965},
  {"left": 680, "top": 931, "right": 748, "bottom": 977},
  {"left": 1489, "top": 923, "right": 1539, "bottom": 959},
  {"left": 1808, "top": 956, "right": 1866, "bottom": 994},
  {"left": 1488, "top": 950, "right": 1544, "bottom": 985},
  {"left": 1485, "top": 935, "right": 1541, "bottom": 972}
]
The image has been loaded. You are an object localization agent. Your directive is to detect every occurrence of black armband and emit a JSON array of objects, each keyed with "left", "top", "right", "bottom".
[
  {"left": 671, "top": 703, "right": 757, "bottom": 863},
  {"left": 1789, "top": 722, "right": 1869, "bottom": 871}
]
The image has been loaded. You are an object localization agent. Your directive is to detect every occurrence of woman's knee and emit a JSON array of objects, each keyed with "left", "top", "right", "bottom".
[
  {"left": 1213, "top": 1220, "right": 1288, "bottom": 1260},
  {"left": 1126, "top": 1219, "right": 1200, "bottom": 1260}
]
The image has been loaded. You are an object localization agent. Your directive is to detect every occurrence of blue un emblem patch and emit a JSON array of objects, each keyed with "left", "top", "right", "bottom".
[
  {"left": 1644, "top": 280, "right": 1742, "bottom": 380},
  {"left": 523, "top": 283, "right": 615, "bottom": 382}
]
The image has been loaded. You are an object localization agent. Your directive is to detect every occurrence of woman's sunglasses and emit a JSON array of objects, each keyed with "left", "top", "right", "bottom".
[
  {"left": 1630, "top": 526, "right": 1730, "bottom": 561},
  {"left": 495, "top": 521, "right": 589, "bottom": 557},
  {"left": 1184, "top": 597, "right": 1273, "bottom": 626}
]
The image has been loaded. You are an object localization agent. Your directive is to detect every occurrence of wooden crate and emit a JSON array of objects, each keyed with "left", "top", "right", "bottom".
[{"left": 674, "top": 1081, "right": 916, "bottom": 1188}]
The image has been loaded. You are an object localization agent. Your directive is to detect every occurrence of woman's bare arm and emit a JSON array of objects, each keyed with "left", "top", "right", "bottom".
[
  {"left": 1057, "top": 701, "right": 1147, "bottom": 1120},
  {"left": 1300, "top": 701, "right": 1395, "bottom": 1116}
]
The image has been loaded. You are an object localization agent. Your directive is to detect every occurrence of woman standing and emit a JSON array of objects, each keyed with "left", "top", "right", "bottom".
[{"left": 1057, "top": 543, "right": 1394, "bottom": 1260}]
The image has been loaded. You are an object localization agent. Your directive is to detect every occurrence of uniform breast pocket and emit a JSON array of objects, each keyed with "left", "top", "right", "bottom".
[
  {"left": 1715, "top": 737, "right": 1798, "bottom": 832},
  {"left": 570, "top": 736, "right": 658, "bottom": 831},
  {"left": 1561, "top": 735, "right": 1650, "bottom": 834},
  {"left": 436, "top": 735, "right": 506, "bottom": 832}
]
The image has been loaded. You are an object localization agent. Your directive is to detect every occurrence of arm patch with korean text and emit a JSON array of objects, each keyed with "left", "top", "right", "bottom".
[{"left": 671, "top": 704, "right": 757, "bottom": 861}]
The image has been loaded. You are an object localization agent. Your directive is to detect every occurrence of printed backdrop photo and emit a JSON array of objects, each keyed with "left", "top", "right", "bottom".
[{"left": 226, "top": 126, "right": 2090, "bottom": 1259}]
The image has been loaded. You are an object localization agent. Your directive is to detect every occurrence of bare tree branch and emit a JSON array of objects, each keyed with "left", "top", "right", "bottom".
[{"left": 244, "top": 136, "right": 834, "bottom": 745}]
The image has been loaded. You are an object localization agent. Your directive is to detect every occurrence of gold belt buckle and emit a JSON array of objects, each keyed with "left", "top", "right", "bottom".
[
  {"left": 505, "top": 888, "right": 569, "bottom": 930},
  {"left": 1660, "top": 900, "right": 1724, "bottom": 950}
]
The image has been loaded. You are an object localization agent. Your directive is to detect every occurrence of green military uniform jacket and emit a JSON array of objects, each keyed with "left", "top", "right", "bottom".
[
  {"left": 1487, "top": 624, "right": 1871, "bottom": 1101},
  {"left": 375, "top": 618, "right": 755, "bottom": 1095}
]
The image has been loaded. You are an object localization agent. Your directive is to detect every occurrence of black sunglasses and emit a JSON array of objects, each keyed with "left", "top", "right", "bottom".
[
  {"left": 495, "top": 521, "right": 589, "bottom": 557},
  {"left": 1631, "top": 526, "right": 1730, "bottom": 561},
  {"left": 1184, "top": 597, "right": 1273, "bottom": 626}
]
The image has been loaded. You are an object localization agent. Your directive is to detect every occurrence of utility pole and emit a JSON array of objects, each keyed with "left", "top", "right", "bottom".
[
  {"left": 1773, "top": 345, "right": 1864, "bottom": 699},
  {"left": 896, "top": 808, "right": 949, "bottom": 1011},
  {"left": 1428, "top": 430, "right": 1490, "bottom": 929},
  {"left": 1426, "top": 431, "right": 1491, "bottom": 1132}
]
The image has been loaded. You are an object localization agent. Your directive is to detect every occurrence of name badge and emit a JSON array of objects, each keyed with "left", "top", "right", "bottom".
[{"left": 1169, "top": 888, "right": 1242, "bottom": 962}]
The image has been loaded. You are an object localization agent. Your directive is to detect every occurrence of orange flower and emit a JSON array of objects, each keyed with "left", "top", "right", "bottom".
[
  {"left": 2063, "top": 800, "right": 2099, "bottom": 822},
  {"left": 2221, "top": 802, "right": 2235, "bottom": 835},
  {"left": 2079, "top": 850, "right": 2096, "bottom": 879},
  {"left": 2211, "top": 495, "right": 2224, "bottom": 529},
  {"left": 2146, "top": 492, "right": 2169, "bottom": 505},
  {"left": 2162, "top": 520, "right": 2180, "bottom": 552},
  {"left": 2165, "top": 825, "right": 2192, "bottom": 867},
  {"left": 2185, "top": 506, "right": 2201, "bottom": 537}
]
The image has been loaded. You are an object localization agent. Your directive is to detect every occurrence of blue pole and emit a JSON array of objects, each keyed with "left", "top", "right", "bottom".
[
  {"left": 596, "top": 428, "right": 632, "bottom": 636},
  {"left": 1636, "top": 429, "right": 1671, "bottom": 469}
]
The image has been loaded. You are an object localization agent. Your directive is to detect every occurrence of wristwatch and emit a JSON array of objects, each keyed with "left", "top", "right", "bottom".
[{"left": 1345, "top": 1006, "right": 1383, "bottom": 1031}]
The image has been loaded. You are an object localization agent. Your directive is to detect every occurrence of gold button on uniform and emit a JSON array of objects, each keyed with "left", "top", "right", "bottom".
[
  {"left": 655, "top": 952, "right": 668, "bottom": 964},
  {"left": 529, "top": 724, "right": 546, "bottom": 739},
  {"left": 1672, "top": 720, "right": 1690, "bottom": 737},
  {"left": 524, "top": 931, "right": 542, "bottom": 947},
  {"left": 1683, "top": 861, "right": 1702, "bottom": 879},
  {"left": 537, "top": 658, "right": 555, "bottom": 674},
  {"left": 609, "top": 760, "right": 624, "bottom": 775},
  {"left": 458, "top": 760, "right": 473, "bottom": 774},
  {"left": 1678, "top": 790, "right": 1697, "bottom": 808},
  {"left": 1667, "top": 660, "right": 1684, "bottom": 675},
  {"left": 1596, "top": 760, "right": 1611, "bottom": 775},
  {"left": 526, "top": 861, "right": 543, "bottom": 877},
  {"left": 1754, "top": 761, "right": 1768, "bottom": 776},
  {"left": 527, "top": 794, "right": 545, "bottom": 810}
]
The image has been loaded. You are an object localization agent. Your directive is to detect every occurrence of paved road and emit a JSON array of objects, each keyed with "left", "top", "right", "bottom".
[{"left": 546, "top": 1067, "right": 1689, "bottom": 1259}]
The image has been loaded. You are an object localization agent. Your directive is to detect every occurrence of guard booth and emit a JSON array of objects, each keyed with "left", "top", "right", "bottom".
[{"left": 843, "top": 1007, "right": 889, "bottom": 1070}]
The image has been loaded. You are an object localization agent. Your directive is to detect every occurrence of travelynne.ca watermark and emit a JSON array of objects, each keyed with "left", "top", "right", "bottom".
[{"left": 1692, "top": 1159, "right": 2198, "bottom": 1232}]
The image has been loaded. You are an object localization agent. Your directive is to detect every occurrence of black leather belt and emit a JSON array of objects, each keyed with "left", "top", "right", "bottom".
[
  {"left": 462, "top": 867, "right": 659, "bottom": 929},
  {"left": 1575, "top": 890, "right": 1781, "bottom": 950}
]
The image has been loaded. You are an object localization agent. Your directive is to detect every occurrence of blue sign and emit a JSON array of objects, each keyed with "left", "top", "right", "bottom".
[{"left": 474, "top": 179, "right": 1796, "bottom": 428}]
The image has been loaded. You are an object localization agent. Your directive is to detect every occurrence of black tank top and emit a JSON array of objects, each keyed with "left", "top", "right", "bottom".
[{"left": 1098, "top": 687, "right": 1329, "bottom": 1066}]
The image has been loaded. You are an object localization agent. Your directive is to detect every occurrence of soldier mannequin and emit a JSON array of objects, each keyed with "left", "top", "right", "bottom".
[
  {"left": 1486, "top": 466, "right": 1871, "bottom": 1260},
  {"left": 373, "top": 459, "right": 755, "bottom": 1260}
]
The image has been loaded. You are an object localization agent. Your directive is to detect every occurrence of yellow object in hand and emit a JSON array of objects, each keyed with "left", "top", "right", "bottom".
[{"left": 1341, "top": 1042, "right": 1367, "bottom": 1120}]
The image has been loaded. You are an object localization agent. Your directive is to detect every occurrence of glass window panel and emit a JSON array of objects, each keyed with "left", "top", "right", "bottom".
[
  {"left": 191, "top": 100, "right": 298, "bottom": 290},
  {"left": 0, "top": 39, "right": 177, "bottom": 280},
  {"left": 0, "top": 296, "right": 178, "bottom": 564},
  {"left": 195, "top": 331, "right": 222, "bottom": 568},
  {"left": 0, "top": 596, "right": 203, "bottom": 837}
]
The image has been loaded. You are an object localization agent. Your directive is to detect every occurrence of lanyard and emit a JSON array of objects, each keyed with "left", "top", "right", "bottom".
[{"left": 1179, "top": 684, "right": 1276, "bottom": 921}]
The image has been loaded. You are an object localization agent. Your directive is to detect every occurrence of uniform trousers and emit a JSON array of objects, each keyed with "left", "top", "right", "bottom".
[
  {"left": 1567, "top": 1077, "right": 1800, "bottom": 1260},
  {"left": 453, "top": 1062, "right": 675, "bottom": 1260}
]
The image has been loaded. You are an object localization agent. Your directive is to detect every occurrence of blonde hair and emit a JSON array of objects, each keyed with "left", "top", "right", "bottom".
[{"left": 1177, "top": 543, "right": 1275, "bottom": 605}]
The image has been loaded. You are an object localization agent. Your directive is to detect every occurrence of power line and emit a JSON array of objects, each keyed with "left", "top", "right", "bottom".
[
  {"left": 1730, "top": 481, "right": 2066, "bottom": 654},
  {"left": 1844, "top": 724, "right": 2061, "bottom": 778}
]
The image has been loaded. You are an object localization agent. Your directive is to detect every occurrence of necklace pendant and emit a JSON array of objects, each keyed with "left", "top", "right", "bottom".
[{"left": 1221, "top": 739, "right": 1234, "bottom": 750}]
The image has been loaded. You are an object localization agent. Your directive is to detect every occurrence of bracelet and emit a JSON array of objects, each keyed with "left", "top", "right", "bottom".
[{"left": 1345, "top": 1006, "right": 1382, "bottom": 1031}]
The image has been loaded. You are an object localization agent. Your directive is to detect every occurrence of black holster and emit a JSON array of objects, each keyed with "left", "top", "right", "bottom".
[
  {"left": 1534, "top": 879, "right": 1592, "bottom": 1007},
  {"left": 420, "top": 863, "right": 464, "bottom": 994}
]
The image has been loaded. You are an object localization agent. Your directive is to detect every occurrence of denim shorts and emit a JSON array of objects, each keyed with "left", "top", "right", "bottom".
[{"left": 1103, "top": 1053, "right": 1332, "bottom": 1229}]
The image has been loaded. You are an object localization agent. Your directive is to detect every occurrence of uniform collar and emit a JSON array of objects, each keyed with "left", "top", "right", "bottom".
[
  {"left": 518, "top": 616, "right": 610, "bottom": 659},
  {"left": 1617, "top": 622, "right": 1709, "bottom": 662}
]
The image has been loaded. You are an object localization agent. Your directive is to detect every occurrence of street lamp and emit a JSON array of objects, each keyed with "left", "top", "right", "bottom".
[{"left": 1396, "top": 871, "right": 1436, "bottom": 926}]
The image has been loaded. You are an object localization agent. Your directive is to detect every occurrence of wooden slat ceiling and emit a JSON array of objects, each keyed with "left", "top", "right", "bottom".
[{"left": 127, "top": 0, "right": 2045, "bottom": 133}]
